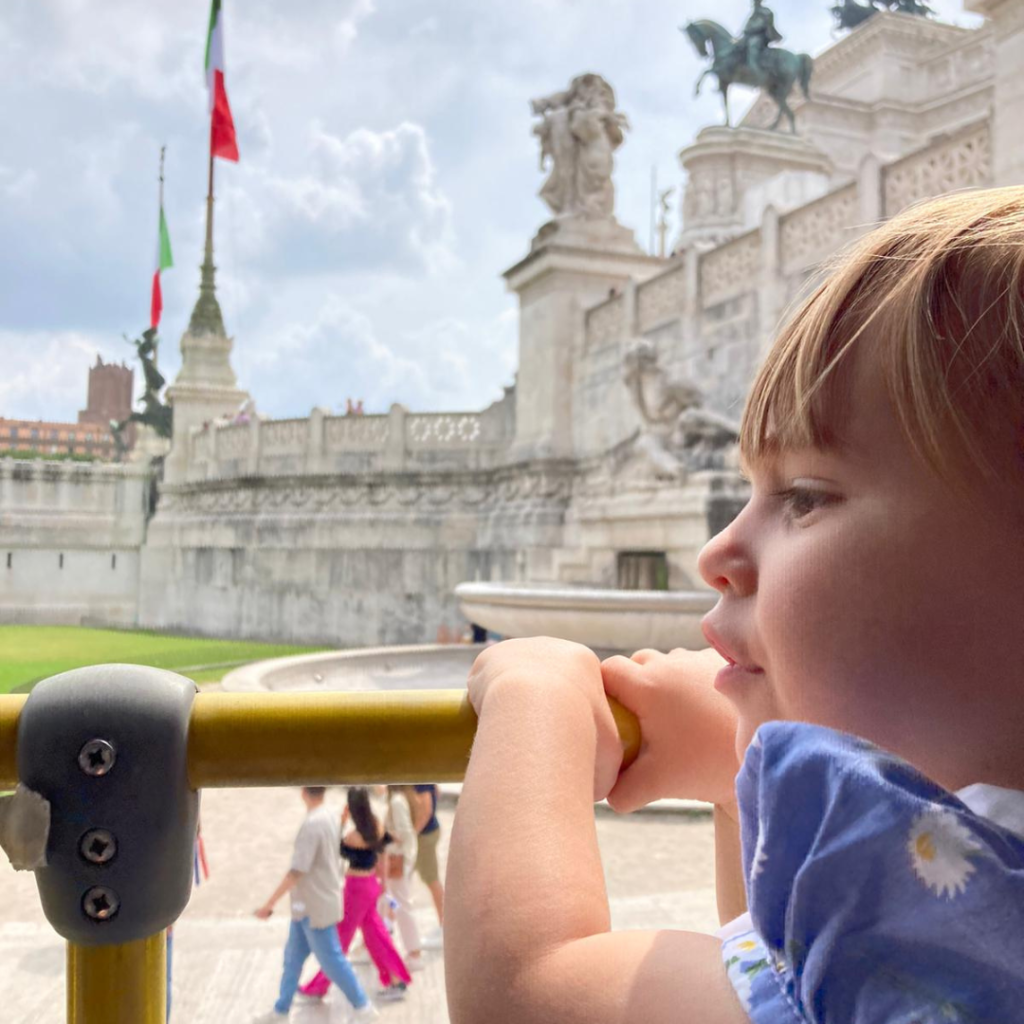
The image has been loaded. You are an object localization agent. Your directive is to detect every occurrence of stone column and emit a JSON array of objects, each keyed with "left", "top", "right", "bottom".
[
  {"left": 503, "top": 218, "right": 663, "bottom": 462},
  {"left": 383, "top": 403, "right": 407, "bottom": 472},
  {"left": 966, "top": 1, "right": 1024, "bottom": 186},
  {"left": 163, "top": 245, "right": 248, "bottom": 485}
]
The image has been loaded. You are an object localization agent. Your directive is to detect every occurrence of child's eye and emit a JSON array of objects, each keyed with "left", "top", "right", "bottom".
[{"left": 777, "top": 487, "right": 833, "bottom": 521}]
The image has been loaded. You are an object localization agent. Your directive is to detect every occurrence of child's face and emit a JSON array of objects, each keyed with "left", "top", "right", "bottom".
[{"left": 698, "top": 353, "right": 1024, "bottom": 790}]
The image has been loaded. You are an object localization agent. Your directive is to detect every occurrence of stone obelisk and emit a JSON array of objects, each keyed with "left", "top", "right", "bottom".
[{"left": 162, "top": 150, "right": 248, "bottom": 484}]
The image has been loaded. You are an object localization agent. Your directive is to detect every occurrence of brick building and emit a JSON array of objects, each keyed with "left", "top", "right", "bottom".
[{"left": 0, "top": 356, "right": 135, "bottom": 460}]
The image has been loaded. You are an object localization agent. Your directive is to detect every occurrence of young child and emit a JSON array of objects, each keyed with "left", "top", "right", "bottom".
[{"left": 445, "top": 187, "right": 1024, "bottom": 1023}]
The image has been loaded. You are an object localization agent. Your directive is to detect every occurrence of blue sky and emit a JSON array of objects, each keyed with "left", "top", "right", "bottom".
[{"left": 0, "top": 0, "right": 981, "bottom": 422}]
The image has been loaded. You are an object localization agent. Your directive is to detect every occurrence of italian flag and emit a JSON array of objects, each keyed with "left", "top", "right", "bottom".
[
  {"left": 205, "top": 0, "right": 239, "bottom": 162},
  {"left": 150, "top": 206, "right": 173, "bottom": 330}
]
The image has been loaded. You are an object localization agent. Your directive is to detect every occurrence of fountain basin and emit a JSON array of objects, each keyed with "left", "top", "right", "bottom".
[
  {"left": 222, "top": 643, "right": 484, "bottom": 693},
  {"left": 455, "top": 582, "right": 716, "bottom": 653}
]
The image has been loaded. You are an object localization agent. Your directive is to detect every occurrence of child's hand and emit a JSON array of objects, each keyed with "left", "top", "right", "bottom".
[
  {"left": 601, "top": 648, "right": 739, "bottom": 813},
  {"left": 467, "top": 637, "right": 623, "bottom": 801}
]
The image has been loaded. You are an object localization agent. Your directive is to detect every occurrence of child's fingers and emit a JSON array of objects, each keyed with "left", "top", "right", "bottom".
[
  {"left": 628, "top": 648, "right": 663, "bottom": 665},
  {"left": 600, "top": 655, "right": 648, "bottom": 709},
  {"left": 605, "top": 758, "right": 655, "bottom": 814}
]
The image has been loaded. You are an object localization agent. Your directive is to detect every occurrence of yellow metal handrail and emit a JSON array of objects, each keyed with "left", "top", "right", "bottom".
[
  {"left": 2, "top": 689, "right": 640, "bottom": 790},
  {"left": 0, "top": 687, "right": 640, "bottom": 1023}
]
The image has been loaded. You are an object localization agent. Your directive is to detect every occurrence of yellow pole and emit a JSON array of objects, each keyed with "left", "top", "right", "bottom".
[
  {"left": 0, "top": 689, "right": 640, "bottom": 791},
  {"left": 0, "top": 693, "right": 27, "bottom": 790},
  {"left": 1, "top": 689, "right": 639, "bottom": 791},
  {"left": 67, "top": 932, "right": 166, "bottom": 1024}
]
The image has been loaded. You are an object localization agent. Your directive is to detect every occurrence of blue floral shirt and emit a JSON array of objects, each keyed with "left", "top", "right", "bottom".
[{"left": 721, "top": 722, "right": 1024, "bottom": 1023}]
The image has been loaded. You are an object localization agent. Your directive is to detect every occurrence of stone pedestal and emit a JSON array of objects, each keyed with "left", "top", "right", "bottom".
[
  {"left": 503, "top": 217, "right": 663, "bottom": 462},
  {"left": 966, "top": 0, "right": 1024, "bottom": 186},
  {"left": 678, "top": 126, "right": 833, "bottom": 249},
  {"left": 163, "top": 261, "right": 248, "bottom": 485},
  {"left": 128, "top": 424, "right": 171, "bottom": 465}
]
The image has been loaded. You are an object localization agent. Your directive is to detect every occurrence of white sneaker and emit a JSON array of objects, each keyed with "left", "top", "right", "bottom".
[
  {"left": 251, "top": 1011, "right": 288, "bottom": 1023},
  {"left": 350, "top": 1002, "right": 380, "bottom": 1021}
]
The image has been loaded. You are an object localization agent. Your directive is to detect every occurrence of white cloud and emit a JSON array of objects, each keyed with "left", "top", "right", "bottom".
[
  {"left": 0, "top": 0, "right": 988, "bottom": 428},
  {"left": 0, "top": 330, "right": 132, "bottom": 422},
  {"left": 225, "top": 120, "right": 457, "bottom": 276}
]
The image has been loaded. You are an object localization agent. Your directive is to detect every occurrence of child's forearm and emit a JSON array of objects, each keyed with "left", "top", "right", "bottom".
[
  {"left": 446, "top": 679, "right": 611, "bottom": 1014},
  {"left": 713, "top": 804, "right": 747, "bottom": 926}
]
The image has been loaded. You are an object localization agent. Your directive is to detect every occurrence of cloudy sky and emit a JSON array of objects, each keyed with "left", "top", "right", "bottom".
[{"left": 0, "top": 0, "right": 981, "bottom": 422}]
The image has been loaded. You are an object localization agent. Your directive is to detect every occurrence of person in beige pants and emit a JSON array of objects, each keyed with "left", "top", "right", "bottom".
[{"left": 384, "top": 786, "right": 423, "bottom": 970}]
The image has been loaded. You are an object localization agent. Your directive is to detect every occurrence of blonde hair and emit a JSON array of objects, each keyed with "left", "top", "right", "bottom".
[{"left": 740, "top": 187, "right": 1024, "bottom": 500}]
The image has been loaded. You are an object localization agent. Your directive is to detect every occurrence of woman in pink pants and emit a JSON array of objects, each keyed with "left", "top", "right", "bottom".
[{"left": 300, "top": 788, "right": 412, "bottom": 1001}]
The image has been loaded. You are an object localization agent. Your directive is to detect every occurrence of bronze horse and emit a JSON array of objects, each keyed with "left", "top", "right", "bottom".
[{"left": 683, "top": 19, "right": 813, "bottom": 134}]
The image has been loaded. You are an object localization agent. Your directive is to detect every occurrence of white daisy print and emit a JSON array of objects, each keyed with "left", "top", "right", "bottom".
[{"left": 907, "top": 807, "right": 982, "bottom": 898}]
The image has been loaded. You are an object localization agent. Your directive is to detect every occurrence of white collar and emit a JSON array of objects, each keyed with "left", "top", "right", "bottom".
[{"left": 955, "top": 783, "right": 1024, "bottom": 838}]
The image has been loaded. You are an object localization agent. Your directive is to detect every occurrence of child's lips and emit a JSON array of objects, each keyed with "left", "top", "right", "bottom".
[{"left": 701, "top": 621, "right": 762, "bottom": 673}]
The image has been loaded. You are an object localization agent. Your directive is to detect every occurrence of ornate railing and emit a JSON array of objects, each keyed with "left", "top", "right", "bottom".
[
  {"left": 882, "top": 122, "right": 992, "bottom": 217},
  {"left": 779, "top": 183, "right": 859, "bottom": 277},
  {"left": 636, "top": 261, "right": 688, "bottom": 333},
  {"left": 699, "top": 230, "right": 761, "bottom": 308}
]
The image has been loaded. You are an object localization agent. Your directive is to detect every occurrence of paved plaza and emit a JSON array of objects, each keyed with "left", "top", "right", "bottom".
[{"left": 0, "top": 786, "right": 718, "bottom": 1023}]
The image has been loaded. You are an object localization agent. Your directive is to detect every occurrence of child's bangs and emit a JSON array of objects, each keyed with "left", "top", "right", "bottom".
[
  {"left": 739, "top": 187, "right": 1024, "bottom": 495},
  {"left": 738, "top": 258, "right": 881, "bottom": 471}
]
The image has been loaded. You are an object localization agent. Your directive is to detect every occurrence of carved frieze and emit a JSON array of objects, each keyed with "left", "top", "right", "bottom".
[{"left": 158, "top": 465, "right": 575, "bottom": 520}]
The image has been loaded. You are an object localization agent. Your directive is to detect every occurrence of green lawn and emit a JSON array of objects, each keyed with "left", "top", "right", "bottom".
[{"left": 0, "top": 626, "right": 330, "bottom": 694}]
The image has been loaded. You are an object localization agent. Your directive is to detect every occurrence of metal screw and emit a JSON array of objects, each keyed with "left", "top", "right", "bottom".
[
  {"left": 82, "top": 886, "right": 119, "bottom": 922},
  {"left": 80, "top": 829, "right": 117, "bottom": 865},
  {"left": 77, "top": 739, "right": 116, "bottom": 777}
]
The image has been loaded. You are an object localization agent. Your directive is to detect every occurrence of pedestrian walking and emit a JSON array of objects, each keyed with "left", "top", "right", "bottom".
[
  {"left": 252, "top": 787, "right": 376, "bottom": 1022},
  {"left": 384, "top": 786, "right": 423, "bottom": 970},
  {"left": 300, "top": 787, "right": 413, "bottom": 1003},
  {"left": 412, "top": 784, "right": 444, "bottom": 947}
]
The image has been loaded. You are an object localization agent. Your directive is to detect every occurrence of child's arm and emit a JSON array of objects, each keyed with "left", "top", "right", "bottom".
[
  {"left": 445, "top": 639, "right": 748, "bottom": 1024},
  {"left": 600, "top": 649, "right": 747, "bottom": 926},
  {"left": 714, "top": 804, "right": 747, "bottom": 924}
]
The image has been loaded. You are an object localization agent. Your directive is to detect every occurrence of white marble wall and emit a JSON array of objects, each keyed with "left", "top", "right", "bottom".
[{"left": 0, "top": 459, "right": 149, "bottom": 626}]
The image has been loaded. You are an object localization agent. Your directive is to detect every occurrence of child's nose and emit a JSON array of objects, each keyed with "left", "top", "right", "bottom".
[{"left": 697, "top": 519, "right": 756, "bottom": 597}]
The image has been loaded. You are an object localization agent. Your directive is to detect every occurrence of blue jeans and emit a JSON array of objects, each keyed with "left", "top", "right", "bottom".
[{"left": 275, "top": 917, "right": 368, "bottom": 1014}]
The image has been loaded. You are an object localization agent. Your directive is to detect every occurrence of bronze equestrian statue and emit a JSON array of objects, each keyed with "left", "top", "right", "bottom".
[{"left": 683, "top": 2, "right": 813, "bottom": 134}]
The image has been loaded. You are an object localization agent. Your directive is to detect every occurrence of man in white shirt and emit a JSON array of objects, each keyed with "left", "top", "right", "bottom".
[{"left": 252, "top": 787, "right": 378, "bottom": 1022}]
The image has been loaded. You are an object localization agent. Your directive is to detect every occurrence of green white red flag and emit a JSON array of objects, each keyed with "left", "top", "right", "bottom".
[
  {"left": 205, "top": 0, "right": 239, "bottom": 162},
  {"left": 150, "top": 205, "right": 173, "bottom": 330}
]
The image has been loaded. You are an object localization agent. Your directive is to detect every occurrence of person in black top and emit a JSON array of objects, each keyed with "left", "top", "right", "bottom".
[{"left": 299, "top": 788, "right": 412, "bottom": 1002}]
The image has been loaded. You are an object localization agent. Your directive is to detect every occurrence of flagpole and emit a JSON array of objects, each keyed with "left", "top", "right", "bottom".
[
  {"left": 155, "top": 145, "right": 166, "bottom": 364},
  {"left": 204, "top": 138, "right": 214, "bottom": 273},
  {"left": 188, "top": 109, "right": 226, "bottom": 336}
]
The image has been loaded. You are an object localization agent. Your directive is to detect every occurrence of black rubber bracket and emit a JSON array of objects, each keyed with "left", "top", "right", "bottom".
[{"left": 16, "top": 665, "right": 199, "bottom": 946}]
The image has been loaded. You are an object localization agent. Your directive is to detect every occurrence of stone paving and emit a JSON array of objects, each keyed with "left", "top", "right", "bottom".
[{"left": 0, "top": 787, "right": 719, "bottom": 1023}]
